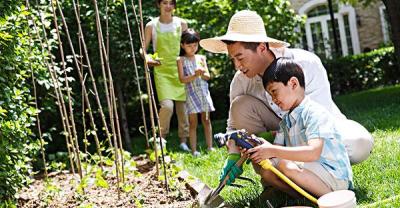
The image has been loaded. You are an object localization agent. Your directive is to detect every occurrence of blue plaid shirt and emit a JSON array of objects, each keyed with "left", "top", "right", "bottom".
[{"left": 274, "top": 97, "right": 353, "bottom": 188}]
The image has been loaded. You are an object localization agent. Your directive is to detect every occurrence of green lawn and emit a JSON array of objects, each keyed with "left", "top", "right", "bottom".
[{"left": 132, "top": 84, "right": 400, "bottom": 207}]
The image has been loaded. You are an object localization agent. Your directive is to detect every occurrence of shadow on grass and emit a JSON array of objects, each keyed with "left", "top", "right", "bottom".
[
  {"left": 354, "top": 185, "right": 374, "bottom": 204},
  {"left": 229, "top": 187, "right": 317, "bottom": 208}
]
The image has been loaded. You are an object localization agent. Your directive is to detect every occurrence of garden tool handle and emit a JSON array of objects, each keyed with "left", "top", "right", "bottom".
[
  {"left": 213, "top": 156, "right": 248, "bottom": 195},
  {"left": 220, "top": 156, "right": 247, "bottom": 186},
  {"left": 259, "top": 159, "right": 318, "bottom": 204}
]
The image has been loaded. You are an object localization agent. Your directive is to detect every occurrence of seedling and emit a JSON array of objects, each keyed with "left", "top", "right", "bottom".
[{"left": 148, "top": 53, "right": 164, "bottom": 61}]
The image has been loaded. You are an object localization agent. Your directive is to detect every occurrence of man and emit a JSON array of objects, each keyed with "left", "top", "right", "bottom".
[{"left": 199, "top": 10, "right": 373, "bottom": 184}]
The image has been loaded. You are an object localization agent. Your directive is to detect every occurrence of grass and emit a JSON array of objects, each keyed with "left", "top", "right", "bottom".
[{"left": 132, "top": 84, "right": 400, "bottom": 207}]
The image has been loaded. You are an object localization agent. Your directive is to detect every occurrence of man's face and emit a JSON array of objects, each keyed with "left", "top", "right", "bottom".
[{"left": 227, "top": 42, "right": 267, "bottom": 78}]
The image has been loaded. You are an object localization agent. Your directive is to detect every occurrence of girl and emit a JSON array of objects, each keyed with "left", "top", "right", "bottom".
[
  {"left": 177, "top": 29, "right": 215, "bottom": 156},
  {"left": 143, "top": 0, "right": 190, "bottom": 152}
]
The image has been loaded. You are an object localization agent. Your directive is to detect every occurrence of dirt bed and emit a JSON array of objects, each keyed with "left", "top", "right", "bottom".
[{"left": 17, "top": 155, "right": 197, "bottom": 207}]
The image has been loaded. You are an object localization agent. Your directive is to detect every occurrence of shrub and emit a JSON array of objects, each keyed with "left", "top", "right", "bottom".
[
  {"left": 0, "top": 4, "right": 54, "bottom": 204},
  {"left": 326, "top": 47, "right": 398, "bottom": 95}
]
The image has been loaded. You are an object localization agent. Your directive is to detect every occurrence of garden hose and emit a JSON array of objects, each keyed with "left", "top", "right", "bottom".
[{"left": 259, "top": 159, "right": 318, "bottom": 204}]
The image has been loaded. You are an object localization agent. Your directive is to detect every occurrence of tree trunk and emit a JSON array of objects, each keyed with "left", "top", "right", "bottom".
[
  {"left": 383, "top": 0, "right": 400, "bottom": 70},
  {"left": 115, "top": 81, "right": 132, "bottom": 151}
]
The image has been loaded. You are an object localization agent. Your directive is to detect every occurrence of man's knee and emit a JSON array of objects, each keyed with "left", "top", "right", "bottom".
[
  {"left": 230, "top": 95, "right": 254, "bottom": 117},
  {"left": 230, "top": 95, "right": 279, "bottom": 133},
  {"left": 338, "top": 119, "right": 374, "bottom": 164}
]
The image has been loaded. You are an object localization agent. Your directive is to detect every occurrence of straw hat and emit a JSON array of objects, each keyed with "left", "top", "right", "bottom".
[{"left": 200, "top": 10, "right": 290, "bottom": 53}]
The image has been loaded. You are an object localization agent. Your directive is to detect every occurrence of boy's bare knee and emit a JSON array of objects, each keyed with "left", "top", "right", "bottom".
[
  {"left": 259, "top": 169, "right": 280, "bottom": 185},
  {"left": 278, "top": 160, "right": 300, "bottom": 177}
]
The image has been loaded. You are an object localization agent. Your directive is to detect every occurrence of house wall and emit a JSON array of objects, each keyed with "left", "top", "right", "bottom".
[
  {"left": 355, "top": 1, "right": 385, "bottom": 51},
  {"left": 289, "top": 0, "right": 385, "bottom": 52}
]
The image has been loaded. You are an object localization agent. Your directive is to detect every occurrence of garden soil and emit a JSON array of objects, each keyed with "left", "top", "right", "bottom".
[{"left": 17, "top": 155, "right": 197, "bottom": 207}]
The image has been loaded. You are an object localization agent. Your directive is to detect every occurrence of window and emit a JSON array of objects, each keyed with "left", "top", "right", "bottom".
[
  {"left": 299, "top": 0, "right": 360, "bottom": 58},
  {"left": 379, "top": 5, "right": 391, "bottom": 43}
]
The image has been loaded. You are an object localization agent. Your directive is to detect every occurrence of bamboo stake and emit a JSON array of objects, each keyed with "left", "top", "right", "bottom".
[
  {"left": 27, "top": 1, "right": 76, "bottom": 175},
  {"left": 55, "top": 0, "right": 104, "bottom": 170},
  {"left": 37, "top": 9, "right": 80, "bottom": 177},
  {"left": 135, "top": 0, "right": 160, "bottom": 177},
  {"left": 82, "top": 75, "right": 89, "bottom": 156},
  {"left": 123, "top": 0, "right": 150, "bottom": 149},
  {"left": 76, "top": 0, "right": 89, "bottom": 158},
  {"left": 103, "top": 0, "right": 125, "bottom": 179},
  {"left": 92, "top": 0, "right": 122, "bottom": 196},
  {"left": 91, "top": 0, "right": 114, "bottom": 148},
  {"left": 25, "top": 2, "right": 48, "bottom": 180},
  {"left": 111, "top": 82, "right": 125, "bottom": 183},
  {"left": 137, "top": 0, "right": 169, "bottom": 192},
  {"left": 69, "top": 0, "right": 113, "bottom": 152},
  {"left": 105, "top": 0, "right": 110, "bottom": 56},
  {"left": 101, "top": 2, "right": 125, "bottom": 184},
  {"left": 50, "top": 1, "right": 83, "bottom": 179}
]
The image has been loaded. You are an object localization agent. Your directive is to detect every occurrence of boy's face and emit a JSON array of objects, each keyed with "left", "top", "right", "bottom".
[
  {"left": 266, "top": 78, "right": 299, "bottom": 111},
  {"left": 227, "top": 42, "right": 266, "bottom": 78}
]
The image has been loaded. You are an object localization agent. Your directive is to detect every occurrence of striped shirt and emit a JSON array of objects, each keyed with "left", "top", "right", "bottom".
[{"left": 274, "top": 96, "right": 353, "bottom": 188}]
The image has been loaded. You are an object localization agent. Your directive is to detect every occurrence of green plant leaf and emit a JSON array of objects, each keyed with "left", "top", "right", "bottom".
[{"left": 95, "top": 170, "right": 109, "bottom": 188}]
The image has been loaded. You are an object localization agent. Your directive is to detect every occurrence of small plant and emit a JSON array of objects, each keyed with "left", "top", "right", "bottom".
[
  {"left": 95, "top": 169, "right": 109, "bottom": 188},
  {"left": 39, "top": 180, "right": 61, "bottom": 207}
]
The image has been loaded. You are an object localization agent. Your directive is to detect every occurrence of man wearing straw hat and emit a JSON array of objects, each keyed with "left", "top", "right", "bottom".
[{"left": 200, "top": 10, "right": 373, "bottom": 188}]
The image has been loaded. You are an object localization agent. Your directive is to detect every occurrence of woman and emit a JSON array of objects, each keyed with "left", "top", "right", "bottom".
[{"left": 143, "top": 0, "right": 190, "bottom": 151}]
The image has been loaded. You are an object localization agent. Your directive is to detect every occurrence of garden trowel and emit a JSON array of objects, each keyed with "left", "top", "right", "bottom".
[{"left": 197, "top": 156, "right": 250, "bottom": 208}]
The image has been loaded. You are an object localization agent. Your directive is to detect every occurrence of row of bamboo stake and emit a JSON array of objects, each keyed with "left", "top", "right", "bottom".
[{"left": 25, "top": 0, "right": 170, "bottom": 196}]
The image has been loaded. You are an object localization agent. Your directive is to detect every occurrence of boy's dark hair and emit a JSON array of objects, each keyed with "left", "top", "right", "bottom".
[
  {"left": 262, "top": 57, "right": 305, "bottom": 89},
  {"left": 156, "top": 0, "right": 176, "bottom": 7},
  {"left": 180, "top": 28, "right": 200, "bottom": 56},
  {"left": 221, "top": 41, "right": 269, "bottom": 52}
]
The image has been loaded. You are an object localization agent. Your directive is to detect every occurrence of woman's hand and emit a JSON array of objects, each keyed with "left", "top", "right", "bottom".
[
  {"left": 143, "top": 51, "right": 162, "bottom": 67},
  {"left": 147, "top": 57, "right": 162, "bottom": 67}
]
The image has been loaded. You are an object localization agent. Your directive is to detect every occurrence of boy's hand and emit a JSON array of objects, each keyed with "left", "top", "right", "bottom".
[
  {"left": 219, "top": 153, "right": 243, "bottom": 185},
  {"left": 243, "top": 142, "right": 274, "bottom": 164}
]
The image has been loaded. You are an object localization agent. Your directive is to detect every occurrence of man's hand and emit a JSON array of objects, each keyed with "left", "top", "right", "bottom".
[{"left": 219, "top": 153, "right": 243, "bottom": 185}]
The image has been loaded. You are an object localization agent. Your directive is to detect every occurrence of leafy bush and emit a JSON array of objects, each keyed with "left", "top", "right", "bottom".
[
  {"left": 326, "top": 47, "right": 398, "bottom": 95},
  {"left": 0, "top": 4, "right": 54, "bottom": 204}
]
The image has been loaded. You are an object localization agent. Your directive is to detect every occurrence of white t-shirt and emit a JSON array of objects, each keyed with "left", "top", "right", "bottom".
[
  {"left": 229, "top": 47, "right": 345, "bottom": 120},
  {"left": 147, "top": 16, "right": 182, "bottom": 52}
]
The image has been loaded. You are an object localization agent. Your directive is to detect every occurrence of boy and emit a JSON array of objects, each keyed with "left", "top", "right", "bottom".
[{"left": 245, "top": 57, "right": 353, "bottom": 197}]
